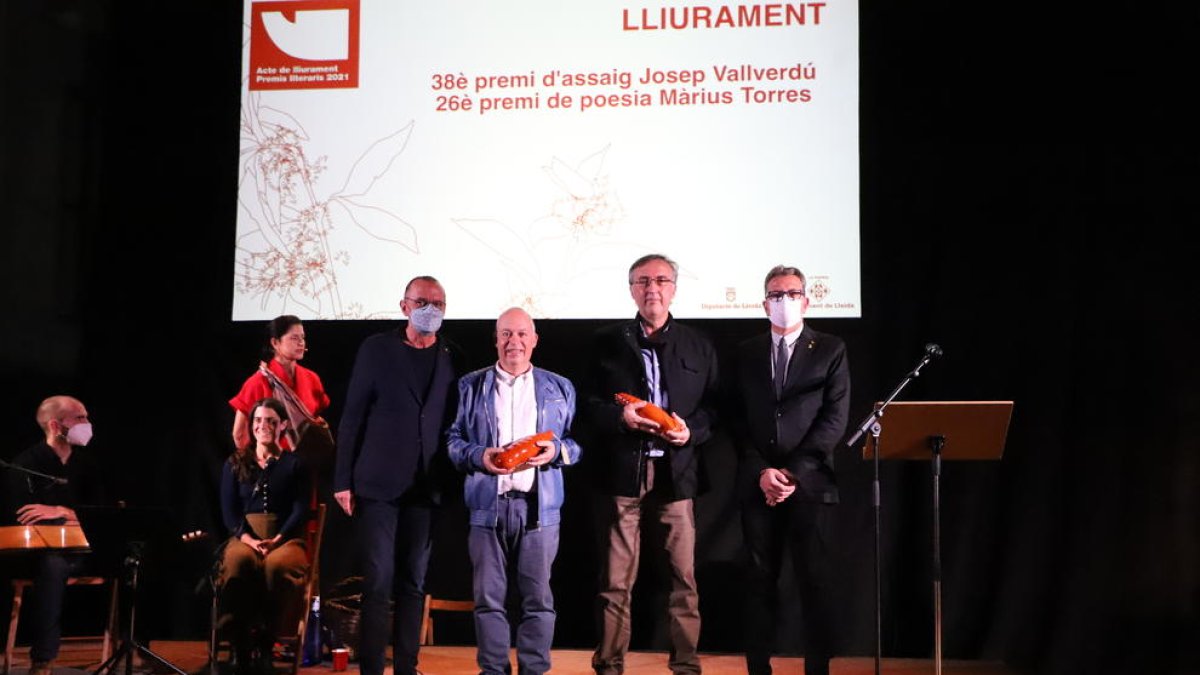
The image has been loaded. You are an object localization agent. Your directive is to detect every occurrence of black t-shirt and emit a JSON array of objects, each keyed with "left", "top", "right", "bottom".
[
  {"left": 4, "top": 442, "right": 105, "bottom": 526},
  {"left": 404, "top": 340, "right": 439, "bottom": 403}
]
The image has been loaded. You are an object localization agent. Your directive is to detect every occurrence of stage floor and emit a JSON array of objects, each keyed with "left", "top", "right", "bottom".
[{"left": 6, "top": 640, "right": 1022, "bottom": 674}]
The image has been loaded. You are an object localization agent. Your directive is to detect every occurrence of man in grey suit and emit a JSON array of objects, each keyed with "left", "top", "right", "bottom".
[{"left": 733, "top": 265, "right": 850, "bottom": 675}]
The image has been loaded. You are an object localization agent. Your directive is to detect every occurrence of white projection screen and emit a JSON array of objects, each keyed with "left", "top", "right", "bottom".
[{"left": 233, "top": 0, "right": 859, "bottom": 320}]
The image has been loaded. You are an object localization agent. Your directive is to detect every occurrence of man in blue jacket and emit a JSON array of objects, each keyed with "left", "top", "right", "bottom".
[{"left": 448, "top": 307, "right": 583, "bottom": 675}]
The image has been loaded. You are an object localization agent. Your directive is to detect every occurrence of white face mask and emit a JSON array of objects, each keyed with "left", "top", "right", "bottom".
[
  {"left": 64, "top": 422, "right": 94, "bottom": 447},
  {"left": 767, "top": 298, "right": 805, "bottom": 330}
]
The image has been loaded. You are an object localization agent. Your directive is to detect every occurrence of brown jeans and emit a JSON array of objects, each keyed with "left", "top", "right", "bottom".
[
  {"left": 593, "top": 485, "right": 701, "bottom": 675},
  {"left": 216, "top": 537, "right": 309, "bottom": 646}
]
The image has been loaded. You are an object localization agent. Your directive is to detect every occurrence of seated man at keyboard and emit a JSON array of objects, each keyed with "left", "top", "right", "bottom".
[{"left": 4, "top": 395, "right": 105, "bottom": 675}]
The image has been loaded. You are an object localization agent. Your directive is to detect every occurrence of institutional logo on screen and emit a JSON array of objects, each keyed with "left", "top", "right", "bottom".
[{"left": 249, "top": 0, "right": 359, "bottom": 91}]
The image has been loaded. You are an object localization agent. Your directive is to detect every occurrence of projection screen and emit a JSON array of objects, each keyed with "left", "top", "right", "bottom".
[{"left": 233, "top": 0, "right": 859, "bottom": 320}]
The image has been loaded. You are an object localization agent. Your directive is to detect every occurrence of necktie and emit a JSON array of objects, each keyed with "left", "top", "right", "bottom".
[{"left": 774, "top": 337, "right": 789, "bottom": 397}]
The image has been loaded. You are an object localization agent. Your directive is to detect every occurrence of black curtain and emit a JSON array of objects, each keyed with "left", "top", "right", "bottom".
[{"left": 2, "top": 2, "right": 1196, "bottom": 674}]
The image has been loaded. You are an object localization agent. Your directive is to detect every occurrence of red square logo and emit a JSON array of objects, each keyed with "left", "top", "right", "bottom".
[{"left": 248, "top": 0, "right": 359, "bottom": 91}]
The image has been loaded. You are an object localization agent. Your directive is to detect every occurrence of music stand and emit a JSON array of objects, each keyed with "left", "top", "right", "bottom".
[
  {"left": 863, "top": 401, "right": 1013, "bottom": 675},
  {"left": 75, "top": 505, "right": 189, "bottom": 675}
]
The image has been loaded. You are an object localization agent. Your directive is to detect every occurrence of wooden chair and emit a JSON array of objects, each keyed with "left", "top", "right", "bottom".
[
  {"left": 209, "top": 504, "right": 326, "bottom": 675},
  {"left": 4, "top": 576, "right": 119, "bottom": 674},
  {"left": 279, "top": 504, "right": 325, "bottom": 673},
  {"left": 418, "top": 594, "right": 473, "bottom": 646}
]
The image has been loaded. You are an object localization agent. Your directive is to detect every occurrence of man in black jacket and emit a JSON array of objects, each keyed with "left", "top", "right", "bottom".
[
  {"left": 733, "top": 265, "right": 850, "bottom": 675},
  {"left": 334, "top": 276, "right": 461, "bottom": 675},
  {"left": 587, "top": 254, "right": 719, "bottom": 675}
]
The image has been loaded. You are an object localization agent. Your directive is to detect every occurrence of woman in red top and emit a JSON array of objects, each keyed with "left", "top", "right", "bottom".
[{"left": 229, "top": 315, "right": 331, "bottom": 451}]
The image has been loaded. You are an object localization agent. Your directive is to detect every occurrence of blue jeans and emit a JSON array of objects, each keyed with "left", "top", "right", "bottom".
[
  {"left": 356, "top": 495, "right": 436, "bottom": 675},
  {"left": 467, "top": 495, "right": 559, "bottom": 675}
]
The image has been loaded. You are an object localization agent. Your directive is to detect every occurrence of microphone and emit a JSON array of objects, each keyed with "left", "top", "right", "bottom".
[{"left": 925, "top": 343, "right": 943, "bottom": 357}]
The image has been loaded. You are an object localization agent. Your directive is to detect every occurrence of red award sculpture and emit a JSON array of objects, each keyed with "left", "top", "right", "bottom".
[
  {"left": 613, "top": 392, "right": 681, "bottom": 433},
  {"left": 493, "top": 431, "right": 556, "bottom": 470}
]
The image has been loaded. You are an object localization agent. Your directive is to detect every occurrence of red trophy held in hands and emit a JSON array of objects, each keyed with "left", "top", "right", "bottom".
[
  {"left": 613, "top": 392, "right": 681, "bottom": 433},
  {"left": 493, "top": 431, "right": 555, "bottom": 470}
]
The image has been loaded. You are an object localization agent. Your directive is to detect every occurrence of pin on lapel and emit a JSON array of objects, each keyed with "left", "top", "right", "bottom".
[{"left": 808, "top": 340, "right": 815, "bottom": 350}]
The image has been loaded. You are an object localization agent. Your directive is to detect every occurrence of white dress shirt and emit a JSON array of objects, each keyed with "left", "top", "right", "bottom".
[{"left": 494, "top": 364, "right": 537, "bottom": 493}]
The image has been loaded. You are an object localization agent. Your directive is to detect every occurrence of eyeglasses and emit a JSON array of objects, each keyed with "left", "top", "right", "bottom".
[
  {"left": 404, "top": 297, "right": 446, "bottom": 310},
  {"left": 765, "top": 290, "right": 806, "bottom": 302},
  {"left": 629, "top": 276, "right": 676, "bottom": 288}
]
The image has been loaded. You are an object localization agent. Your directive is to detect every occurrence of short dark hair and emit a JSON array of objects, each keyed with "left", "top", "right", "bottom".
[
  {"left": 763, "top": 265, "right": 806, "bottom": 294},
  {"left": 404, "top": 275, "right": 442, "bottom": 296}
]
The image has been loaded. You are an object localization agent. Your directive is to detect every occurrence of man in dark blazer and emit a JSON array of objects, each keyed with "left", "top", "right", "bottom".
[
  {"left": 587, "top": 253, "right": 719, "bottom": 675},
  {"left": 334, "top": 275, "right": 461, "bottom": 675},
  {"left": 733, "top": 265, "right": 850, "bottom": 675}
]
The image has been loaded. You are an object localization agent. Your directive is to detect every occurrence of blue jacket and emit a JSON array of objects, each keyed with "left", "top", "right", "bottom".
[{"left": 447, "top": 366, "right": 583, "bottom": 528}]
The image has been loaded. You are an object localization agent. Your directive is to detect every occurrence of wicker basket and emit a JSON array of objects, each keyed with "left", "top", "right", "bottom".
[{"left": 323, "top": 576, "right": 364, "bottom": 659}]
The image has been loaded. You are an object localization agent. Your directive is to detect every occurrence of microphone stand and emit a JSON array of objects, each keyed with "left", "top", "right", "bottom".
[
  {"left": 846, "top": 344, "right": 941, "bottom": 675},
  {"left": 0, "top": 458, "right": 68, "bottom": 485}
]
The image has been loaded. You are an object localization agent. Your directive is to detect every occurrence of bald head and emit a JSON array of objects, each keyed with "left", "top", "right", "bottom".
[
  {"left": 36, "top": 395, "right": 89, "bottom": 446},
  {"left": 495, "top": 307, "right": 538, "bottom": 375},
  {"left": 36, "top": 396, "right": 84, "bottom": 432}
]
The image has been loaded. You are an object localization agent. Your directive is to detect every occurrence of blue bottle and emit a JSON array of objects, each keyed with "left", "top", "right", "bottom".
[{"left": 302, "top": 595, "right": 323, "bottom": 666}]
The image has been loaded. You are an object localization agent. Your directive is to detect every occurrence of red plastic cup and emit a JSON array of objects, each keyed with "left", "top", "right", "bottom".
[{"left": 331, "top": 648, "right": 349, "bottom": 671}]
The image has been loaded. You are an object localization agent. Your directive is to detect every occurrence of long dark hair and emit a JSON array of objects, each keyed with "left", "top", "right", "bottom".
[{"left": 229, "top": 398, "right": 287, "bottom": 482}]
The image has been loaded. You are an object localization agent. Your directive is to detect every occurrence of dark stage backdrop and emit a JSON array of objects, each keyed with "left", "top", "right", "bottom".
[{"left": 2, "top": 2, "right": 1197, "bottom": 674}]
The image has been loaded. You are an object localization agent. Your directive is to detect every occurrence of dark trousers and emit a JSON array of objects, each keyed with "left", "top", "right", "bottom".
[
  {"left": 27, "top": 552, "right": 85, "bottom": 662},
  {"left": 356, "top": 495, "right": 436, "bottom": 675},
  {"left": 741, "top": 497, "right": 837, "bottom": 675}
]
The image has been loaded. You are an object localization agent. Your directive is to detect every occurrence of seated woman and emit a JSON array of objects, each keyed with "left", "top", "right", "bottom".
[{"left": 216, "top": 397, "right": 310, "bottom": 674}]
